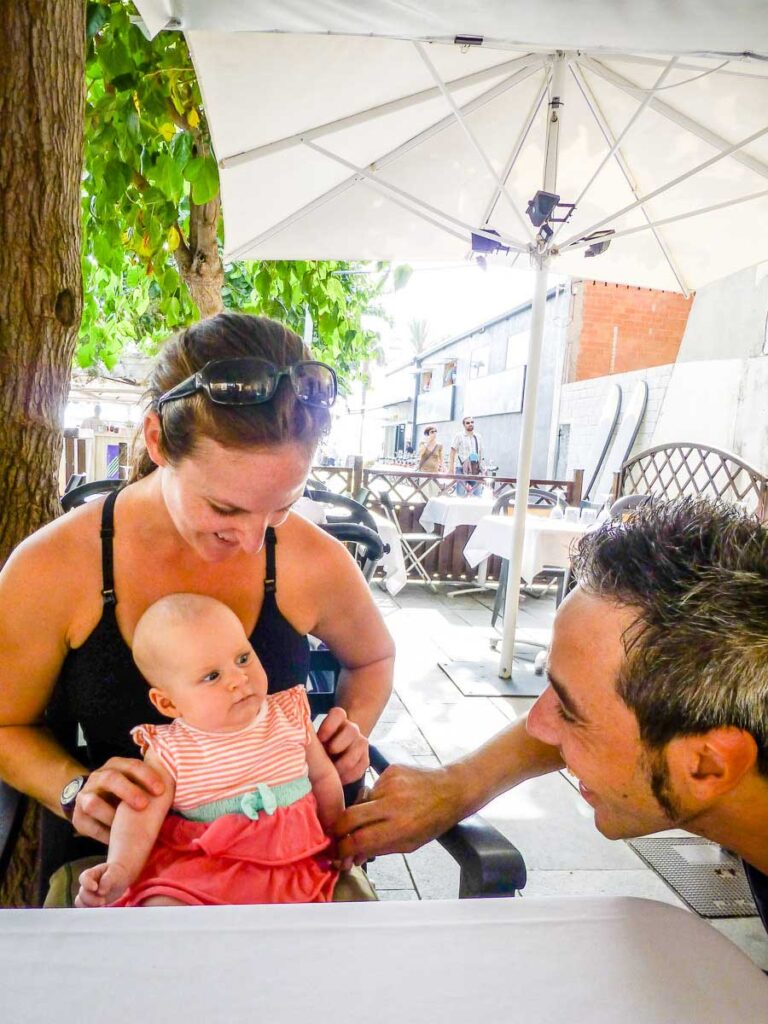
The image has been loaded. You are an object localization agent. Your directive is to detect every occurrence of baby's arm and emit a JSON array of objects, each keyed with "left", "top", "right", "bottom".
[
  {"left": 76, "top": 753, "right": 175, "bottom": 907},
  {"left": 306, "top": 725, "right": 345, "bottom": 833}
]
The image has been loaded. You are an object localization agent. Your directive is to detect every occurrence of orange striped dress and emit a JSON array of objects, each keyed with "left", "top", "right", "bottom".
[{"left": 111, "top": 687, "right": 338, "bottom": 906}]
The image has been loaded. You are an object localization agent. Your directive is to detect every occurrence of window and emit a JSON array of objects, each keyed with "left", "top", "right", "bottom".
[
  {"left": 506, "top": 330, "right": 528, "bottom": 369},
  {"left": 470, "top": 345, "right": 489, "bottom": 379},
  {"left": 442, "top": 359, "right": 457, "bottom": 387}
]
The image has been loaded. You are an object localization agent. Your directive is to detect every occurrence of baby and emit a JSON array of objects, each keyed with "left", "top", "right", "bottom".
[{"left": 76, "top": 593, "right": 342, "bottom": 907}]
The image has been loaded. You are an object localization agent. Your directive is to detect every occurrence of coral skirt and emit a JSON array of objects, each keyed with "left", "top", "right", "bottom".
[{"left": 111, "top": 793, "right": 338, "bottom": 907}]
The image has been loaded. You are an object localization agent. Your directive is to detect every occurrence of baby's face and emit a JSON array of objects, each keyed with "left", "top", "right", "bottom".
[{"left": 150, "top": 608, "right": 268, "bottom": 733}]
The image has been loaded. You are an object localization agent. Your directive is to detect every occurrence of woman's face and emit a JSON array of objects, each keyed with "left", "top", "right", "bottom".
[{"left": 153, "top": 433, "right": 312, "bottom": 562}]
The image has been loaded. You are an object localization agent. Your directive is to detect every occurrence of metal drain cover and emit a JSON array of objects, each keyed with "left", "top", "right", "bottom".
[{"left": 627, "top": 836, "right": 757, "bottom": 918}]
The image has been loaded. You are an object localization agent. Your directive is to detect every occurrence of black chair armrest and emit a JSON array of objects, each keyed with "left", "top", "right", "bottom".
[{"left": 368, "top": 747, "right": 526, "bottom": 899}]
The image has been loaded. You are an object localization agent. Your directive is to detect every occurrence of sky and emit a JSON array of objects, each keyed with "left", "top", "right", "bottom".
[{"left": 374, "top": 261, "right": 540, "bottom": 362}]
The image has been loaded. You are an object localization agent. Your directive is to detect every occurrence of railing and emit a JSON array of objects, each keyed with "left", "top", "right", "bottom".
[{"left": 615, "top": 443, "right": 768, "bottom": 520}]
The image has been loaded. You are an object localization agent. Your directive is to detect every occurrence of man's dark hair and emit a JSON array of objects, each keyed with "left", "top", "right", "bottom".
[{"left": 572, "top": 498, "right": 768, "bottom": 775}]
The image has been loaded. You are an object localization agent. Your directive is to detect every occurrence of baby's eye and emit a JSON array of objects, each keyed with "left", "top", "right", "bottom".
[
  {"left": 236, "top": 652, "right": 251, "bottom": 667},
  {"left": 202, "top": 670, "right": 220, "bottom": 683}
]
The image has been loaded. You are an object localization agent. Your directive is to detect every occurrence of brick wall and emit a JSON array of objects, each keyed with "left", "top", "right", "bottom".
[{"left": 569, "top": 280, "right": 693, "bottom": 382}]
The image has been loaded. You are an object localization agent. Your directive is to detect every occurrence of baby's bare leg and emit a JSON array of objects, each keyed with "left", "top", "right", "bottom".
[{"left": 139, "top": 895, "right": 187, "bottom": 907}]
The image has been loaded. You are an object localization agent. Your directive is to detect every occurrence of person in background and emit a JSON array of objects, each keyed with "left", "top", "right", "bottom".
[
  {"left": 449, "top": 416, "right": 484, "bottom": 496},
  {"left": 80, "top": 404, "right": 104, "bottom": 431},
  {"left": 417, "top": 425, "right": 444, "bottom": 497}
]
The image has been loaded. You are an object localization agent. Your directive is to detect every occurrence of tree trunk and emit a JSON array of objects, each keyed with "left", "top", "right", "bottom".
[
  {"left": 0, "top": 0, "right": 85, "bottom": 906},
  {"left": 174, "top": 192, "right": 225, "bottom": 318}
]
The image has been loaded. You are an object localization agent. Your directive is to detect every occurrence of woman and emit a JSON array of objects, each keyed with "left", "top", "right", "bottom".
[
  {"left": 417, "top": 425, "right": 443, "bottom": 497},
  {"left": 0, "top": 313, "right": 394, "bottom": 863}
]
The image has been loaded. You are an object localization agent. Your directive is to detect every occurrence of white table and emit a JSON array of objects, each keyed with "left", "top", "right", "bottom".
[
  {"left": 419, "top": 493, "right": 495, "bottom": 537},
  {"left": 370, "top": 510, "right": 407, "bottom": 596},
  {"left": 2, "top": 898, "right": 766, "bottom": 1023},
  {"left": 464, "top": 513, "right": 590, "bottom": 584}
]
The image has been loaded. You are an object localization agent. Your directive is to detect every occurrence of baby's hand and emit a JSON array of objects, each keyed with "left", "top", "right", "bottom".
[{"left": 75, "top": 861, "right": 131, "bottom": 907}]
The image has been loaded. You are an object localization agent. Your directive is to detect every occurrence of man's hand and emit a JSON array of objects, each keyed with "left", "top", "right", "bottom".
[
  {"left": 72, "top": 758, "right": 166, "bottom": 845},
  {"left": 316, "top": 707, "right": 369, "bottom": 785},
  {"left": 75, "top": 861, "right": 131, "bottom": 907},
  {"left": 333, "top": 763, "right": 464, "bottom": 863}
]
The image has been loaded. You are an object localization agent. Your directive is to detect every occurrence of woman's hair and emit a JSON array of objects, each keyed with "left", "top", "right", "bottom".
[
  {"left": 572, "top": 498, "right": 768, "bottom": 775},
  {"left": 130, "top": 313, "right": 331, "bottom": 481},
  {"left": 423, "top": 425, "right": 437, "bottom": 437}
]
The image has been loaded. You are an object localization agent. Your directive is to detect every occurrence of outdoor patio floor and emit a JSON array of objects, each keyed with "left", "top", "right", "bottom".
[{"left": 364, "top": 578, "right": 768, "bottom": 971}]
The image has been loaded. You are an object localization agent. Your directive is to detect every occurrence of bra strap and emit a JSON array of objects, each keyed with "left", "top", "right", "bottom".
[
  {"left": 264, "top": 527, "right": 277, "bottom": 595},
  {"left": 100, "top": 489, "right": 120, "bottom": 606}
]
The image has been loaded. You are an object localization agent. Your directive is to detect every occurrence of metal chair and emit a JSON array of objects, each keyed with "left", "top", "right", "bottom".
[
  {"left": 609, "top": 493, "right": 653, "bottom": 518},
  {"left": 60, "top": 478, "right": 122, "bottom": 512},
  {"left": 378, "top": 492, "right": 442, "bottom": 590},
  {"left": 490, "top": 488, "right": 568, "bottom": 629}
]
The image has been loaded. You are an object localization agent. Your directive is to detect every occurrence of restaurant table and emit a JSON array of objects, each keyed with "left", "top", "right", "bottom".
[
  {"left": 464, "top": 512, "right": 589, "bottom": 584},
  {"left": 2, "top": 897, "right": 767, "bottom": 1023},
  {"left": 369, "top": 510, "right": 407, "bottom": 596},
  {"left": 419, "top": 493, "right": 496, "bottom": 537}
]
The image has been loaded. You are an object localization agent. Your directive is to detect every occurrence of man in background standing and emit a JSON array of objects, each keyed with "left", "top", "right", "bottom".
[{"left": 449, "top": 416, "right": 484, "bottom": 496}]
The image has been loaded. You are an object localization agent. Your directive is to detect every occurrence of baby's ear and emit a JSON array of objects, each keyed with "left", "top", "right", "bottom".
[{"left": 148, "top": 687, "right": 181, "bottom": 719}]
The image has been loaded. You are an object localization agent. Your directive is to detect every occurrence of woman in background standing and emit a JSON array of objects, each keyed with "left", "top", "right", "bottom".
[{"left": 417, "top": 425, "right": 443, "bottom": 497}]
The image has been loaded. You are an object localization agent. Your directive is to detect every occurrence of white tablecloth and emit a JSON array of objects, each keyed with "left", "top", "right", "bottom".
[
  {"left": 464, "top": 513, "right": 589, "bottom": 583},
  {"left": 2, "top": 898, "right": 766, "bottom": 1023},
  {"left": 370, "top": 511, "right": 407, "bottom": 596},
  {"left": 419, "top": 493, "right": 495, "bottom": 537}
]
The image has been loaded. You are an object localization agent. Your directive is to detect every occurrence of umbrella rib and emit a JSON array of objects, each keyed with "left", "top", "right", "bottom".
[
  {"left": 304, "top": 140, "right": 527, "bottom": 253},
  {"left": 559, "top": 121, "right": 768, "bottom": 246},
  {"left": 579, "top": 56, "right": 768, "bottom": 183},
  {"left": 219, "top": 53, "right": 546, "bottom": 169},
  {"left": 568, "top": 63, "right": 689, "bottom": 295},
  {"left": 413, "top": 40, "right": 536, "bottom": 244},
  {"left": 552, "top": 56, "right": 679, "bottom": 242},
  {"left": 478, "top": 76, "right": 550, "bottom": 231},
  {"left": 225, "top": 63, "right": 544, "bottom": 259},
  {"left": 560, "top": 187, "right": 768, "bottom": 253}
]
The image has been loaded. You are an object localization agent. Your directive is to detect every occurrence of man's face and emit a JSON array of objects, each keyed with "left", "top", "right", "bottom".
[
  {"left": 463, "top": 418, "right": 474, "bottom": 432},
  {"left": 526, "top": 588, "right": 684, "bottom": 840}
]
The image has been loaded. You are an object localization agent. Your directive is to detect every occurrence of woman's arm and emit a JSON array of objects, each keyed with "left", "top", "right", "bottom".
[
  {"left": 334, "top": 715, "right": 564, "bottom": 860},
  {"left": 305, "top": 532, "right": 395, "bottom": 783},
  {"left": 0, "top": 514, "right": 165, "bottom": 842},
  {"left": 77, "top": 754, "right": 175, "bottom": 906},
  {"left": 305, "top": 727, "right": 344, "bottom": 832}
]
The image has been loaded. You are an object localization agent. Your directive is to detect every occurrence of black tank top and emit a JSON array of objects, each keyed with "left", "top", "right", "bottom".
[{"left": 48, "top": 489, "right": 310, "bottom": 767}]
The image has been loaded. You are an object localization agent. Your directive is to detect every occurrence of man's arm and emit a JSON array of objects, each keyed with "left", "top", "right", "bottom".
[
  {"left": 449, "top": 443, "right": 458, "bottom": 474},
  {"left": 334, "top": 715, "right": 563, "bottom": 859}
]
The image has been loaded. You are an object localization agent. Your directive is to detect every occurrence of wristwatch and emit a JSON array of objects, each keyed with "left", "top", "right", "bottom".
[{"left": 60, "top": 774, "right": 89, "bottom": 821}]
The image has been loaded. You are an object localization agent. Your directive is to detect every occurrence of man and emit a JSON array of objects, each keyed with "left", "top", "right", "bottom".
[
  {"left": 336, "top": 499, "right": 768, "bottom": 931},
  {"left": 449, "top": 416, "right": 484, "bottom": 496}
]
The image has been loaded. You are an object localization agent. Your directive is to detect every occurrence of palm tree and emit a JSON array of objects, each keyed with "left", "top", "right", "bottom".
[{"left": 408, "top": 318, "right": 430, "bottom": 355}]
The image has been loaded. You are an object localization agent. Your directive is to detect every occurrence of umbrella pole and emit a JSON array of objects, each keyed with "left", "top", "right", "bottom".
[
  {"left": 498, "top": 254, "right": 549, "bottom": 679},
  {"left": 498, "top": 52, "right": 565, "bottom": 681}
]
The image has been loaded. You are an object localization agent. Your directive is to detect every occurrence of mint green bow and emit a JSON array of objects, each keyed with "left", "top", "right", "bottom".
[{"left": 239, "top": 782, "right": 278, "bottom": 820}]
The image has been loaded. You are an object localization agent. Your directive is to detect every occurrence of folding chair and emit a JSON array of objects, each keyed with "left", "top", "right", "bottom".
[{"left": 378, "top": 492, "right": 442, "bottom": 590}]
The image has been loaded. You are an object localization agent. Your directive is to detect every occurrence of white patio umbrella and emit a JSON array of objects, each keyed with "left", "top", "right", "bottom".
[{"left": 135, "top": 1, "right": 768, "bottom": 685}]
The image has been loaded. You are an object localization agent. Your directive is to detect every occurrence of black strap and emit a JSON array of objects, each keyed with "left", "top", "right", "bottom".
[
  {"left": 264, "top": 527, "right": 277, "bottom": 594},
  {"left": 100, "top": 489, "right": 120, "bottom": 605}
]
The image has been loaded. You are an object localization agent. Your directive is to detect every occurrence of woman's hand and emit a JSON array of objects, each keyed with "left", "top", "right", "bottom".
[
  {"left": 316, "top": 707, "right": 369, "bottom": 785},
  {"left": 72, "top": 758, "right": 166, "bottom": 845}
]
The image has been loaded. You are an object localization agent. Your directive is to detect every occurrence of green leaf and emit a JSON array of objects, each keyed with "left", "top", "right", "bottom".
[
  {"left": 170, "top": 130, "right": 194, "bottom": 168},
  {"left": 86, "top": 3, "right": 109, "bottom": 39},
  {"left": 393, "top": 264, "right": 413, "bottom": 290},
  {"left": 183, "top": 156, "right": 204, "bottom": 182},
  {"left": 190, "top": 155, "right": 219, "bottom": 205}
]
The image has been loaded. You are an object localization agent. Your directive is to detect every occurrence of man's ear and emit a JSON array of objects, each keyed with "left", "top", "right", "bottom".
[
  {"left": 667, "top": 728, "right": 758, "bottom": 799},
  {"left": 148, "top": 687, "right": 181, "bottom": 719},
  {"left": 143, "top": 412, "right": 167, "bottom": 468}
]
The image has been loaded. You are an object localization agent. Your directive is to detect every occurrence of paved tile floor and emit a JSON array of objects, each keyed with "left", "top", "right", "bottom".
[{"left": 364, "top": 579, "right": 768, "bottom": 970}]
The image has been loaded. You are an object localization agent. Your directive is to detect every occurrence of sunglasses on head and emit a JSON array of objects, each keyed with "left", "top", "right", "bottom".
[{"left": 157, "top": 357, "right": 338, "bottom": 412}]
